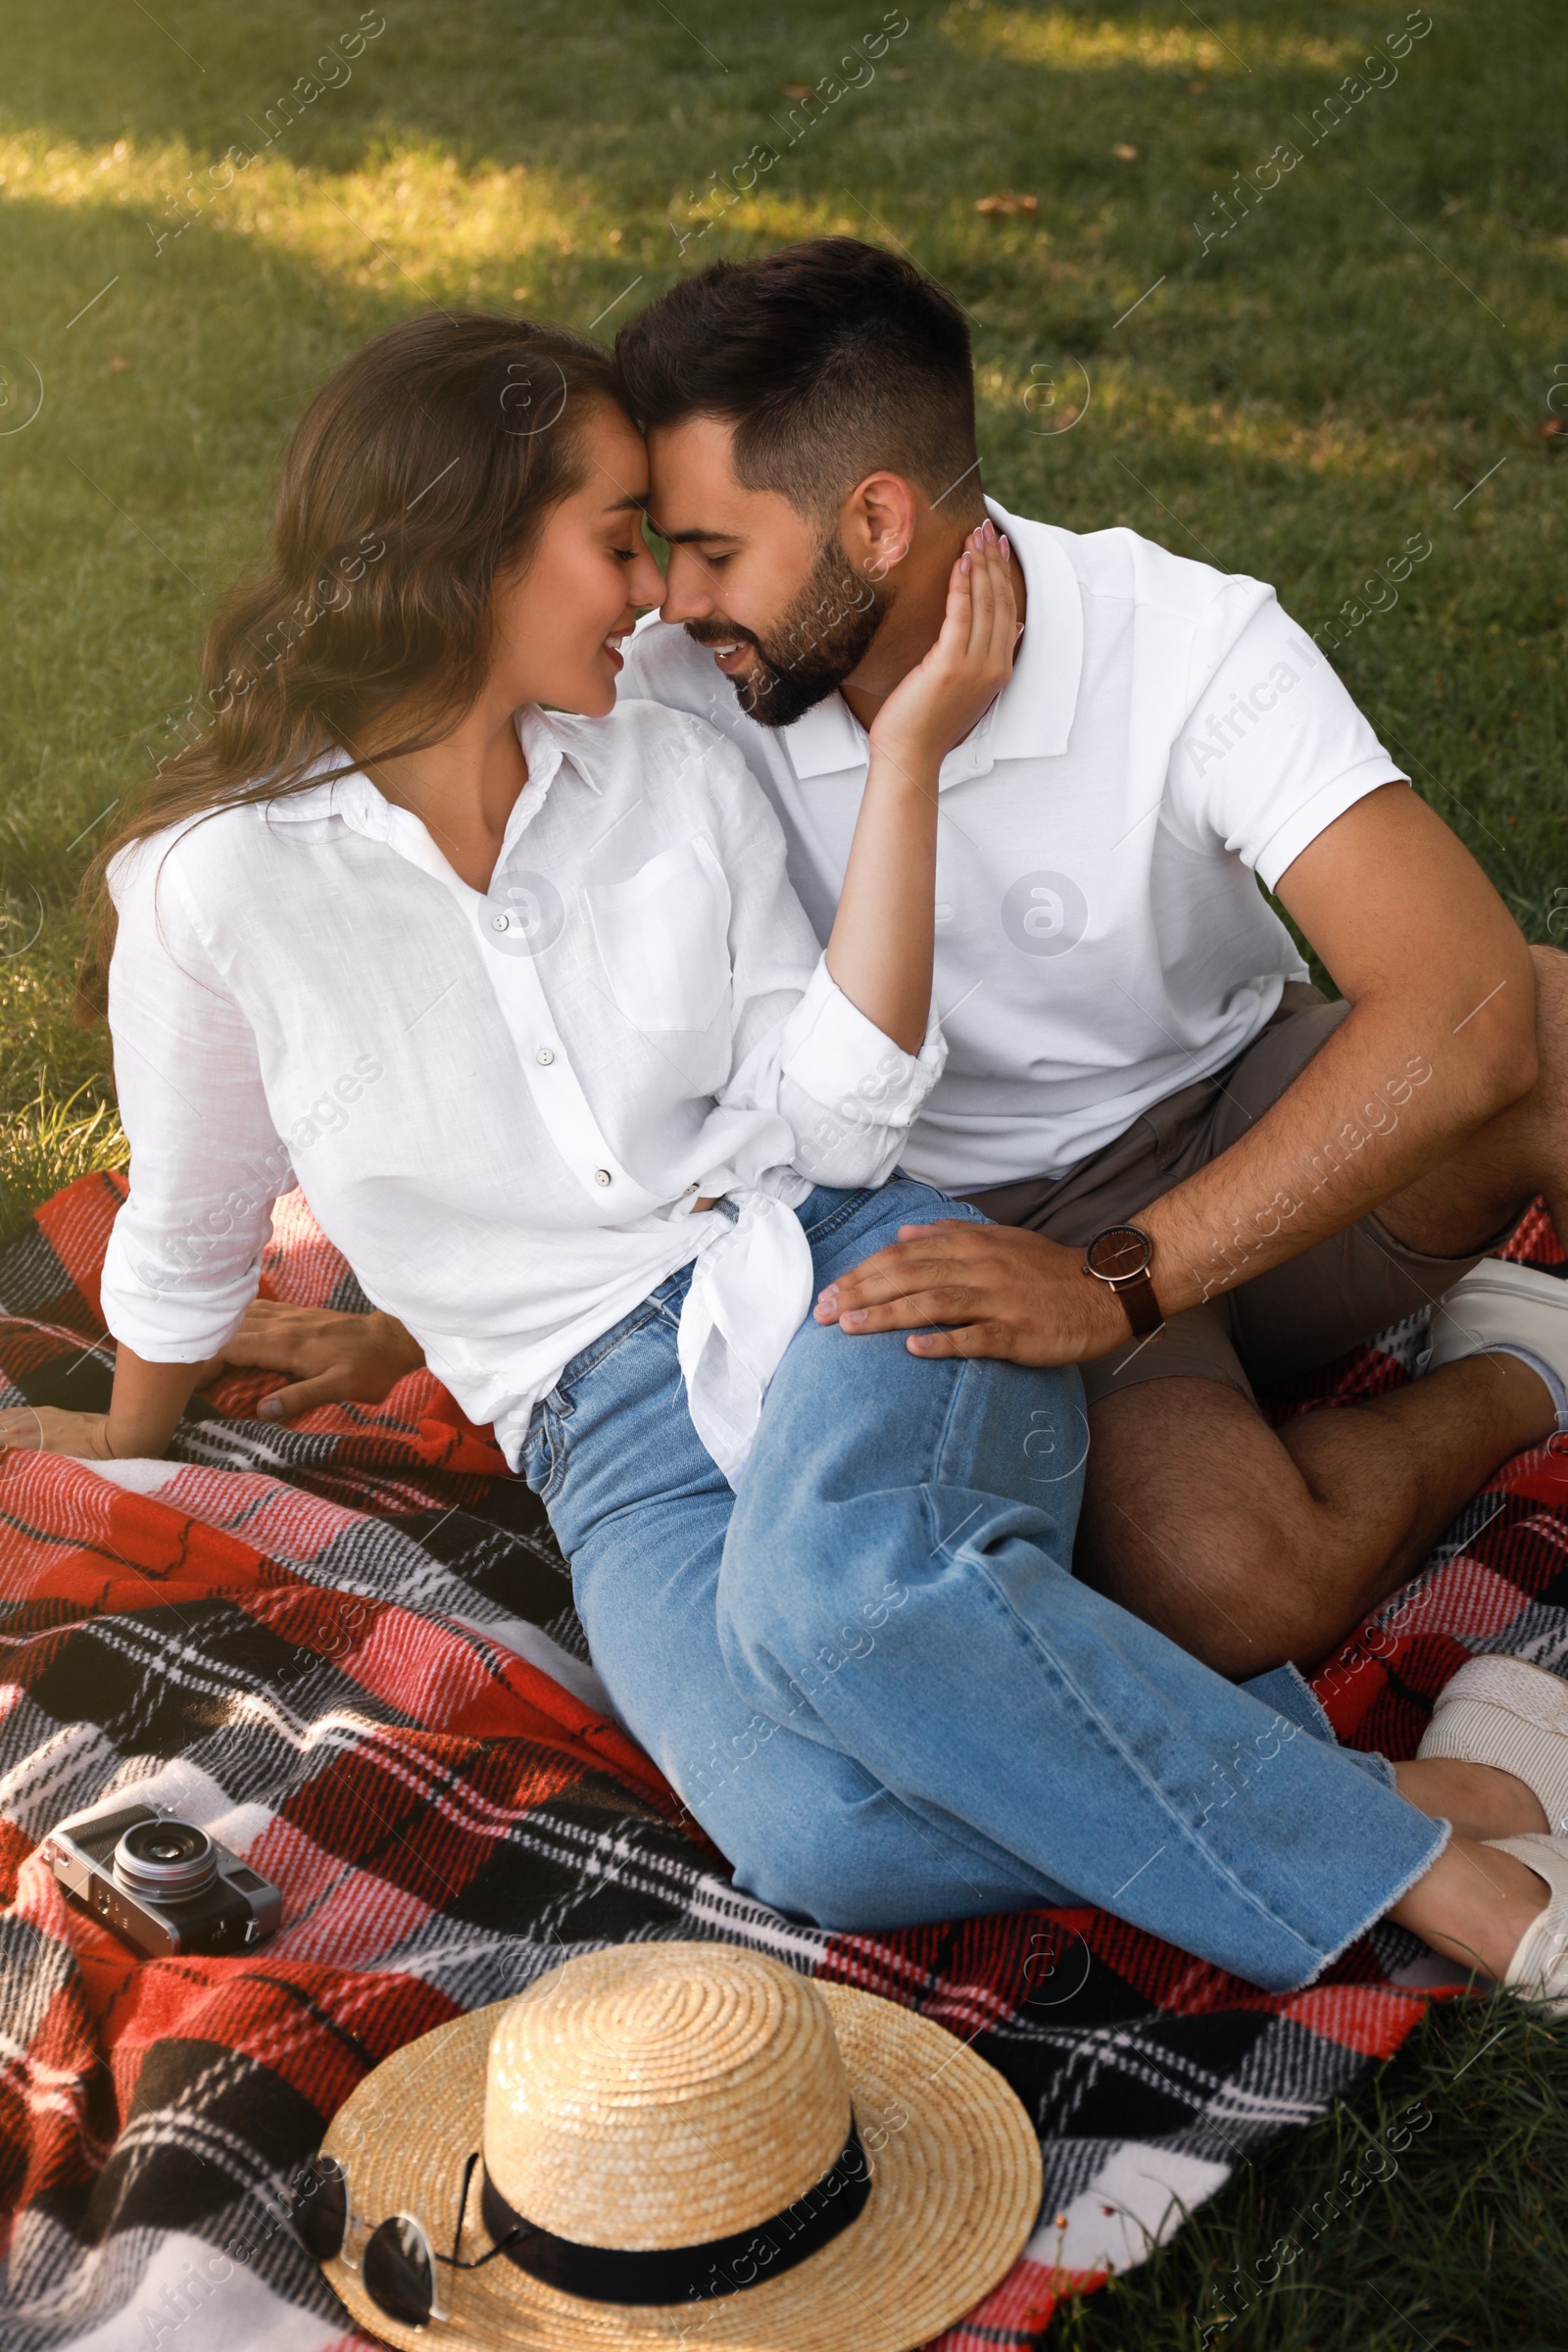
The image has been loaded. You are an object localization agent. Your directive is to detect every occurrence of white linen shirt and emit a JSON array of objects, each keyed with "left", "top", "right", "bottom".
[
  {"left": 619, "top": 502, "right": 1407, "bottom": 1191},
  {"left": 100, "top": 701, "right": 944, "bottom": 1478}
]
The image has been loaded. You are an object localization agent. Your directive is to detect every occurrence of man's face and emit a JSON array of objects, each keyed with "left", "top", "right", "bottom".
[{"left": 647, "top": 416, "right": 886, "bottom": 729}]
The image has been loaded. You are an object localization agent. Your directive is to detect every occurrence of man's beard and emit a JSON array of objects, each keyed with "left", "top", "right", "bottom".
[{"left": 685, "top": 536, "right": 886, "bottom": 731}]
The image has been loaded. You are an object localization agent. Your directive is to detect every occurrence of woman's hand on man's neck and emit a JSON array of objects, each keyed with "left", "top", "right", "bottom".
[
  {"left": 365, "top": 689, "right": 532, "bottom": 896},
  {"left": 839, "top": 509, "right": 1025, "bottom": 741}
]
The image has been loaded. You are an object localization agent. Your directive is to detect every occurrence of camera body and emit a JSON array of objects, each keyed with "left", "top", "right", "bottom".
[{"left": 43, "top": 1803, "right": 282, "bottom": 1959}]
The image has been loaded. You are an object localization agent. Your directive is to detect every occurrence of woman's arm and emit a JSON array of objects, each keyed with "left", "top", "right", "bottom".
[
  {"left": 823, "top": 521, "right": 1016, "bottom": 1051},
  {"left": 1, "top": 1348, "right": 208, "bottom": 1462},
  {"left": 110, "top": 1348, "right": 207, "bottom": 1454},
  {"left": 698, "top": 522, "right": 1018, "bottom": 1196},
  {"left": 0, "top": 835, "right": 289, "bottom": 1463}
]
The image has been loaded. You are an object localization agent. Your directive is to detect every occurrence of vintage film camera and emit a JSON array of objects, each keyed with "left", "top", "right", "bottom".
[{"left": 44, "top": 1802, "right": 282, "bottom": 1959}]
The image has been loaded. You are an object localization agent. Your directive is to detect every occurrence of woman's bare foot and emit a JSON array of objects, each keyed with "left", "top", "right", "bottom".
[
  {"left": 1390, "top": 1835, "right": 1550, "bottom": 1983},
  {"left": 1396, "top": 1755, "right": 1549, "bottom": 1840}
]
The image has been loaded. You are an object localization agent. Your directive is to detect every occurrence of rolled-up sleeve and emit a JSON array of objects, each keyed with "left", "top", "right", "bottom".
[
  {"left": 99, "top": 836, "right": 289, "bottom": 1361},
  {"left": 773, "top": 960, "right": 945, "bottom": 1187}
]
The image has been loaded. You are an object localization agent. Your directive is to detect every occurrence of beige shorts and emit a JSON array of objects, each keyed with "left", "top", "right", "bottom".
[{"left": 960, "top": 984, "right": 1500, "bottom": 1410}]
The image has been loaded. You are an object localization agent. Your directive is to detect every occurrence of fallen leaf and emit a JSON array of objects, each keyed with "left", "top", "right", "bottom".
[
  {"left": 1112, "top": 142, "right": 1139, "bottom": 161},
  {"left": 779, "top": 83, "right": 814, "bottom": 100},
  {"left": 975, "top": 191, "right": 1039, "bottom": 217},
  {"left": 1188, "top": 78, "right": 1208, "bottom": 94},
  {"left": 107, "top": 353, "right": 131, "bottom": 372}
]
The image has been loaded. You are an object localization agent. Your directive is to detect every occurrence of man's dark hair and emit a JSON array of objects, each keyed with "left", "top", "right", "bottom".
[{"left": 616, "top": 237, "right": 980, "bottom": 520}]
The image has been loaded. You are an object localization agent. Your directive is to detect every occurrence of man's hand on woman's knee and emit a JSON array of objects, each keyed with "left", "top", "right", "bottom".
[{"left": 197, "top": 1300, "right": 425, "bottom": 1422}]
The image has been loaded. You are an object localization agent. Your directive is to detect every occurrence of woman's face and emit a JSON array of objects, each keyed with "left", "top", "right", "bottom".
[{"left": 492, "top": 402, "right": 665, "bottom": 717}]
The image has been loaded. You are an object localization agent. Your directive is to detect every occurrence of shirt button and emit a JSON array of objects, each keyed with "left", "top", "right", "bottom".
[
  {"left": 594, "top": 1169, "right": 612, "bottom": 1188},
  {"left": 491, "top": 912, "right": 510, "bottom": 932},
  {"left": 536, "top": 1047, "right": 555, "bottom": 1065}
]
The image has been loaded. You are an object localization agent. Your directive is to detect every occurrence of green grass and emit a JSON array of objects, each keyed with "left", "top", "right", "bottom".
[
  {"left": 1055, "top": 1988, "right": 1568, "bottom": 2352},
  {"left": 1, "top": 1, "right": 1564, "bottom": 2337}
]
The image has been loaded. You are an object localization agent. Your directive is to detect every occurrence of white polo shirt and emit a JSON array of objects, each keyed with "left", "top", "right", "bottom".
[{"left": 619, "top": 502, "right": 1406, "bottom": 1191}]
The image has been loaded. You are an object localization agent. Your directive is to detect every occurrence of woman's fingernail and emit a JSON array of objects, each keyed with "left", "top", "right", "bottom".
[
  {"left": 1000, "top": 534, "right": 1010, "bottom": 559},
  {"left": 960, "top": 551, "right": 971, "bottom": 573}
]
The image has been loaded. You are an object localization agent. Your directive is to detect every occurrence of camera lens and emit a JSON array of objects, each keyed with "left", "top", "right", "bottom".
[{"left": 113, "top": 1819, "right": 219, "bottom": 1904}]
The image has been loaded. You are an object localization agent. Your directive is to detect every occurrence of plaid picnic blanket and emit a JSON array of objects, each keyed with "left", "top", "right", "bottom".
[{"left": 2, "top": 1172, "right": 1565, "bottom": 2352}]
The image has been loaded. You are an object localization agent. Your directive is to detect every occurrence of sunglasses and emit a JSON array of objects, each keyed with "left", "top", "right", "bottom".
[{"left": 295, "top": 2150, "right": 523, "bottom": 2328}]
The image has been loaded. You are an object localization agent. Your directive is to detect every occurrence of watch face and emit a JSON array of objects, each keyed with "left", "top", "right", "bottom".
[{"left": 1087, "top": 1225, "right": 1152, "bottom": 1283}]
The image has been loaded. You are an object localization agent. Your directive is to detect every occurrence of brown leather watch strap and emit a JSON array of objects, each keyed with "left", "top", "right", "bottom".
[{"left": 1083, "top": 1223, "right": 1164, "bottom": 1341}]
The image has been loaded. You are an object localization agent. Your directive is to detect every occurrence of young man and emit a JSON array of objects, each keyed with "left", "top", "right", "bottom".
[
  {"left": 206, "top": 239, "right": 1568, "bottom": 1683},
  {"left": 604, "top": 237, "right": 1568, "bottom": 1679}
]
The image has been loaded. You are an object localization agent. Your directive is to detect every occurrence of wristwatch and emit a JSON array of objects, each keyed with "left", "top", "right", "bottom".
[{"left": 1083, "top": 1223, "right": 1164, "bottom": 1341}]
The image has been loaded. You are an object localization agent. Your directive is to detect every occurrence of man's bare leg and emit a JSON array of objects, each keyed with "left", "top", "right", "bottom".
[
  {"left": 1078, "top": 946, "right": 1568, "bottom": 1677},
  {"left": 1075, "top": 1352, "right": 1556, "bottom": 1677},
  {"left": 1374, "top": 946, "right": 1568, "bottom": 1254}
]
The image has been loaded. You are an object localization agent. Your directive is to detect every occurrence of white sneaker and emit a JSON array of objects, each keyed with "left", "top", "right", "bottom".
[
  {"left": 1423, "top": 1257, "right": 1568, "bottom": 1430},
  {"left": 1483, "top": 1834, "right": 1568, "bottom": 2014},
  {"left": 1419, "top": 1655, "right": 1568, "bottom": 1838}
]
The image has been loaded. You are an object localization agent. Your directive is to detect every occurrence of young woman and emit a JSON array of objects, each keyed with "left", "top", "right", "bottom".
[{"left": 11, "top": 314, "right": 1565, "bottom": 2007}]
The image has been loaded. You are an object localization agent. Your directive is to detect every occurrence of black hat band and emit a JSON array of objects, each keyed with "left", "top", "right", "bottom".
[{"left": 478, "top": 2119, "right": 870, "bottom": 2307}]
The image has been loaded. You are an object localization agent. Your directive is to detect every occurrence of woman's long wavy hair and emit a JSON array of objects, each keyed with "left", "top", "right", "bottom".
[{"left": 77, "top": 311, "right": 627, "bottom": 1015}]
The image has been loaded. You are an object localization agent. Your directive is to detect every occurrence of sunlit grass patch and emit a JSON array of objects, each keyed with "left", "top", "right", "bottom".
[
  {"left": 0, "top": 128, "right": 593, "bottom": 302},
  {"left": 0, "top": 1082, "right": 123, "bottom": 1243},
  {"left": 938, "top": 4, "right": 1358, "bottom": 76}
]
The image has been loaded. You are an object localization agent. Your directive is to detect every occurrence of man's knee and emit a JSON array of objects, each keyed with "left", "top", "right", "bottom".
[{"left": 1530, "top": 942, "right": 1568, "bottom": 1073}]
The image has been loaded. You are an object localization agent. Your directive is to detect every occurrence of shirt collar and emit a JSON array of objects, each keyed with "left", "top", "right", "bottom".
[
  {"left": 259, "top": 704, "right": 602, "bottom": 864},
  {"left": 779, "top": 498, "right": 1085, "bottom": 787}
]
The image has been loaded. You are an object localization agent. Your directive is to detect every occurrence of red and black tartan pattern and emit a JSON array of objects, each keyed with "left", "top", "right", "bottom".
[{"left": 1, "top": 1173, "right": 1565, "bottom": 2351}]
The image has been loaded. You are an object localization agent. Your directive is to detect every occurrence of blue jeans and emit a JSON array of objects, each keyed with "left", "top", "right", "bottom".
[{"left": 523, "top": 1179, "right": 1446, "bottom": 1993}]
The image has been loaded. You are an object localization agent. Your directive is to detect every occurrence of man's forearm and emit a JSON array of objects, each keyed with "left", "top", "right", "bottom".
[
  {"left": 813, "top": 784, "right": 1544, "bottom": 1369},
  {"left": 1139, "top": 970, "right": 1538, "bottom": 1321}
]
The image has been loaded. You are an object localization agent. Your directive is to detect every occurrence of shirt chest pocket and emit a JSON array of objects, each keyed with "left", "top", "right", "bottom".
[{"left": 583, "top": 836, "right": 734, "bottom": 1034}]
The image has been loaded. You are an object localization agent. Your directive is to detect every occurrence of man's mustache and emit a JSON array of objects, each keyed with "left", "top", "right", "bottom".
[{"left": 683, "top": 621, "right": 762, "bottom": 652}]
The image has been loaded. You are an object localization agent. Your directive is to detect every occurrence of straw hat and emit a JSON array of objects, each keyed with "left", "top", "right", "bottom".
[{"left": 318, "top": 1939, "right": 1042, "bottom": 2352}]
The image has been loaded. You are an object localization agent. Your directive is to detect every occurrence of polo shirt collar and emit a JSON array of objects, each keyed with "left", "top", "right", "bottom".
[
  {"left": 985, "top": 501, "right": 1084, "bottom": 764},
  {"left": 780, "top": 689, "right": 866, "bottom": 782},
  {"left": 778, "top": 498, "right": 1085, "bottom": 786}
]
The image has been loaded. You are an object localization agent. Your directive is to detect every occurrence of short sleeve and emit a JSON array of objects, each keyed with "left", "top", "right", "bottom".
[{"left": 1168, "top": 583, "right": 1408, "bottom": 892}]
